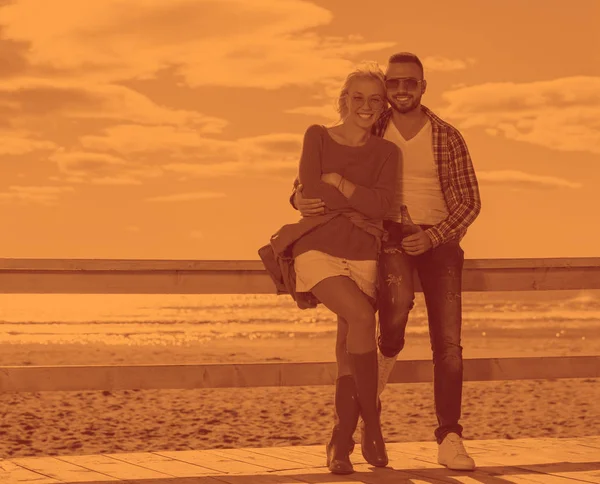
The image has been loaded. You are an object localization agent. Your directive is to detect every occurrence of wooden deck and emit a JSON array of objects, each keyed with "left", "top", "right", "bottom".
[{"left": 2, "top": 436, "right": 599, "bottom": 483}]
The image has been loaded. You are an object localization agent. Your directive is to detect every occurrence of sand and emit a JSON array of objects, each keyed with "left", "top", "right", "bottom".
[{"left": 1, "top": 334, "right": 599, "bottom": 459}]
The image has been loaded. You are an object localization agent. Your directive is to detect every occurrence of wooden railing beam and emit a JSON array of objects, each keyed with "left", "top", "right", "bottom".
[
  {"left": 0, "top": 258, "right": 599, "bottom": 293},
  {"left": 1, "top": 356, "right": 598, "bottom": 392}
]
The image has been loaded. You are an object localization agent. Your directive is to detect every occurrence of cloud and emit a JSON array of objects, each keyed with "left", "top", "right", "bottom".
[
  {"left": 285, "top": 105, "right": 339, "bottom": 121},
  {"left": 0, "top": 185, "right": 74, "bottom": 205},
  {"left": 478, "top": 170, "right": 582, "bottom": 189},
  {"left": 48, "top": 150, "right": 161, "bottom": 185},
  {"left": 80, "top": 125, "right": 234, "bottom": 159},
  {"left": 0, "top": 32, "right": 29, "bottom": 78},
  {"left": 0, "top": 0, "right": 395, "bottom": 89},
  {"left": 439, "top": 76, "right": 600, "bottom": 154},
  {"left": 49, "top": 175, "right": 144, "bottom": 186},
  {"left": 0, "top": 78, "right": 226, "bottom": 131},
  {"left": 79, "top": 124, "right": 302, "bottom": 179},
  {"left": 146, "top": 192, "right": 226, "bottom": 202},
  {"left": 49, "top": 151, "right": 128, "bottom": 174},
  {"left": 88, "top": 176, "right": 145, "bottom": 186},
  {"left": 239, "top": 132, "right": 303, "bottom": 158},
  {"left": 422, "top": 56, "right": 476, "bottom": 72},
  {"left": 161, "top": 131, "right": 303, "bottom": 179},
  {"left": 163, "top": 161, "right": 247, "bottom": 178},
  {"left": 0, "top": 130, "right": 57, "bottom": 154}
]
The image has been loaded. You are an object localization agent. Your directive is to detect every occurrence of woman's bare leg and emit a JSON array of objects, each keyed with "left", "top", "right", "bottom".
[
  {"left": 311, "top": 276, "right": 376, "bottom": 354},
  {"left": 311, "top": 276, "right": 388, "bottom": 467},
  {"left": 336, "top": 316, "right": 351, "bottom": 378}
]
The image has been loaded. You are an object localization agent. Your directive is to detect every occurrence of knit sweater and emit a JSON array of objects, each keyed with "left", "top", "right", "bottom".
[{"left": 291, "top": 124, "right": 400, "bottom": 260}]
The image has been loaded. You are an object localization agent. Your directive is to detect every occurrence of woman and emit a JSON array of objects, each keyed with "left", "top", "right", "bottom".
[{"left": 260, "top": 64, "right": 400, "bottom": 474}]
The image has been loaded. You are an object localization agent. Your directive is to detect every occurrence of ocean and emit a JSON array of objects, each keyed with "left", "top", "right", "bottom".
[{"left": 1, "top": 290, "right": 598, "bottom": 346}]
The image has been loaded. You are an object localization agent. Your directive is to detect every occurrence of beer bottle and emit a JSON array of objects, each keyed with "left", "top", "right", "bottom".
[{"left": 400, "top": 205, "right": 421, "bottom": 236}]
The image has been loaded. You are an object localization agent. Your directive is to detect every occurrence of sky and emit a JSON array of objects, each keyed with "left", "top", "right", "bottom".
[{"left": 0, "top": 0, "right": 599, "bottom": 261}]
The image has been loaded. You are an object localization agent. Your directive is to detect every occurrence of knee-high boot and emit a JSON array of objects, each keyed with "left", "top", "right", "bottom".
[
  {"left": 349, "top": 350, "right": 388, "bottom": 467},
  {"left": 326, "top": 375, "right": 360, "bottom": 474}
]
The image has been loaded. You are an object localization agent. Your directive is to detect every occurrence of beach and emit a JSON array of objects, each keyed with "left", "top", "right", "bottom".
[
  {"left": 1, "top": 333, "right": 599, "bottom": 459},
  {"left": 0, "top": 291, "right": 599, "bottom": 458}
]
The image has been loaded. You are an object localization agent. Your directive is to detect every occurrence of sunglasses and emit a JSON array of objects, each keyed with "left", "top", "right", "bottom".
[
  {"left": 350, "top": 95, "right": 385, "bottom": 110},
  {"left": 385, "top": 77, "right": 423, "bottom": 90}
]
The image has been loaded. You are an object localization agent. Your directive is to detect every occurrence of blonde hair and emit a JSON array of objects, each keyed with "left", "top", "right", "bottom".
[{"left": 335, "top": 61, "right": 388, "bottom": 123}]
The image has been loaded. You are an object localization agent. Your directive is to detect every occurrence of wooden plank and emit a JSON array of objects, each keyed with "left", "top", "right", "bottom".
[
  {"left": 155, "top": 449, "right": 272, "bottom": 474},
  {"left": 272, "top": 466, "right": 366, "bottom": 484},
  {"left": 0, "top": 257, "right": 599, "bottom": 294},
  {"left": 207, "top": 446, "right": 448, "bottom": 484},
  {"left": 565, "top": 436, "right": 600, "bottom": 450},
  {"left": 0, "top": 259, "right": 266, "bottom": 271},
  {"left": 279, "top": 464, "right": 448, "bottom": 484},
  {"left": 473, "top": 457, "right": 594, "bottom": 484},
  {"left": 386, "top": 438, "right": 600, "bottom": 483},
  {"left": 59, "top": 452, "right": 219, "bottom": 479},
  {"left": 472, "top": 437, "right": 598, "bottom": 462},
  {"left": 481, "top": 439, "right": 600, "bottom": 483},
  {"left": 0, "top": 460, "right": 60, "bottom": 484},
  {"left": 497, "top": 475, "right": 578, "bottom": 484},
  {"left": 382, "top": 446, "right": 491, "bottom": 484},
  {"left": 290, "top": 444, "right": 462, "bottom": 483},
  {"left": 210, "top": 448, "right": 306, "bottom": 471},
  {"left": 245, "top": 446, "right": 326, "bottom": 467},
  {"left": 9, "top": 456, "right": 121, "bottom": 482},
  {"left": 208, "top": 471, "right": 314, "bottom": 484},
  {"left": 1, "top": 356, "right": 598, "bottom": 392},
  {"left": 454, "top": 439, "right": 600, "bottom": 484},
  {"left": 383, "top": 461, "right": 459, "bottom": 483},
  {"left": 348, "top": 464, "right": 453, "bottom": 484},
  {"left": 445, "top": 478, "right": 511, "bottom": 484},
  {"left": 391, "top": 444, "right": 567, "bottom": 484},
  {"left": 0, "top": 271, "right": 275, "bottom": 295},
  {"left": 1, "top": 257, "right": 598, "bottom": 271}
]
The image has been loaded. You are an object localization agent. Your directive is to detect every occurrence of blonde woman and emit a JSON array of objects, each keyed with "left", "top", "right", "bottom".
[{"left": 260, "top": 64, "right": 401, "bottom": 474}]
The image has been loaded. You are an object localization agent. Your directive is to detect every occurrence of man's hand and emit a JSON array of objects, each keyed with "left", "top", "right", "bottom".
[
  {"left": 321, "top": 172, "right": 342, "bottom": 187},
  {"left": 295, "top": 184, "right": 325, "bottom": 217},
  {"left": 401, "top": 229, "right": 433, "bottom": 256}
]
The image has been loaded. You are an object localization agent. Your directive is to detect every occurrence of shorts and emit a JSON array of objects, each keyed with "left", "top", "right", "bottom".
[{"left": 294, "top": 250, "right": 378, "bottom": 300}]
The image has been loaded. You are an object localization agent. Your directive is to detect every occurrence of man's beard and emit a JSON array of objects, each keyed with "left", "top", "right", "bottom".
[{"left": 389, "top": 95, "right": 420, "bottom": 114}]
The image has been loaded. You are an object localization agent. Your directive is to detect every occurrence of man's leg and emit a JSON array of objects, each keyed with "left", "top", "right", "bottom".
[
  {"left": 417, "top": 240, "right": 474, "bottom": 470},
  {"left": 377, "top": 222, "right": 416, "bottom": 395}
]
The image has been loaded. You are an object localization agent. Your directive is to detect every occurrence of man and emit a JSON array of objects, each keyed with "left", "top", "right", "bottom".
[{"left": 291, "top": 52, "right": 481, "bottom": 471}]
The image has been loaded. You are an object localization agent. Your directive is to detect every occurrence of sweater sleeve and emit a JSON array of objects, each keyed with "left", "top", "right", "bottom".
[
  {"left": 347, "top": 144, "right": 400, "bottom": 219},
  {"left": 298, "top": 125, "right": 352, "bottom": 210}
]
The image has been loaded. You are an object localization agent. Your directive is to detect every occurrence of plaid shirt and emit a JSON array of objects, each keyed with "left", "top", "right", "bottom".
[{"left": 373, "top": 105, "right": 481, "bottom": 248}]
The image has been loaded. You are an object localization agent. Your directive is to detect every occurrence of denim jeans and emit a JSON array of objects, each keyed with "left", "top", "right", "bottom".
[{"left": 378, "top": 220, "right": 465, "bottom": 444}]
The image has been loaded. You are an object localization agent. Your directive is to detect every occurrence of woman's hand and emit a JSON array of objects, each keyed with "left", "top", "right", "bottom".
[{"left": 321, "top": 172, "right": 342, "bottom": 187}]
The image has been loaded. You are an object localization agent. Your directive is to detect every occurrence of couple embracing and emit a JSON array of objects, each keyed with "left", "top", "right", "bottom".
[{"left": 260, "top": 52, "right": 481, "bottom": 474}]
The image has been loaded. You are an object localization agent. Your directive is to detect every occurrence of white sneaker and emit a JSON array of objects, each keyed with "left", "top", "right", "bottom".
[
  {"left": 377, "top": 352, "right": 398, "bottom": 396},
  {"left": 437, "top": 433, "right": 476, "bottom": 471}
]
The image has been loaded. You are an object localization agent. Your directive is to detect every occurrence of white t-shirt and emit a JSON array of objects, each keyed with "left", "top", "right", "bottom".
[{"left": 384, "top": 119, "right": 449, "bottom": 225}]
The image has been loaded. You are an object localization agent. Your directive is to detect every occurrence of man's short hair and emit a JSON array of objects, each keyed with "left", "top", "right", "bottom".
[{"left": 388, "top": 52, "right": 424, "bottom": 77}]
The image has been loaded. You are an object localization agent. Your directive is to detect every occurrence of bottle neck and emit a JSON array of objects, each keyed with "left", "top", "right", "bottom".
[{"left": 401, "top": 223, "right": 421, "bottom": 236}]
